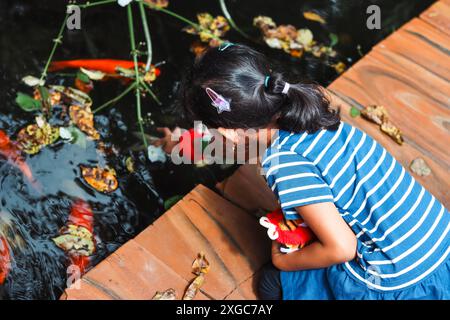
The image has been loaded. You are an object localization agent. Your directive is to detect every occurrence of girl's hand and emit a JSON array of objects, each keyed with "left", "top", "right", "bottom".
[{"left": 153, "top": 127, "right": 180, "bottom": 154}]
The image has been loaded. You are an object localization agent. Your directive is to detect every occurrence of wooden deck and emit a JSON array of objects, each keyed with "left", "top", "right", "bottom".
[{"left": 62, "top": 1, "right": 450, "bottom": 300}]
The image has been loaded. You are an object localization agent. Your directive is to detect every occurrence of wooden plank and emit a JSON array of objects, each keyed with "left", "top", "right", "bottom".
[
  {"left": 420, "top": 1, "right": 450, "bottom": 35},
  {"left": 327, "top": 92, "right": 450, "bottom": 207},
  {"left": 374, "top": 18, "right": 450, "bottom": 82}
]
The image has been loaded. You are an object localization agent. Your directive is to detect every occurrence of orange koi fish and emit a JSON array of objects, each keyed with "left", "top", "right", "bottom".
[
  {"left": 0, "top": 236, "right": 11, "bottom": 285},
  {"left": 67, "top": 200, "right": 95, "bottom": 274},
  {"left": 0, "top": 130, "right": 34, "bottom": 184},
  {"left": 49, "top": 59, "right": 161, "bottom": 78}
]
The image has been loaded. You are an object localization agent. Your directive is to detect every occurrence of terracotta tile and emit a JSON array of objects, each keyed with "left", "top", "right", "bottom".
[
  {"left": 134, "top": 203, "right": 239, "bottom": 299},
  {"left": 63, "top": 279, "right": 114, "bottom": 300},
  {"left": 225, "top": 272, "right": 262, "bottom": 300},
  {"left": 420, "top": 1, "right": 450, "bottom": 35}
]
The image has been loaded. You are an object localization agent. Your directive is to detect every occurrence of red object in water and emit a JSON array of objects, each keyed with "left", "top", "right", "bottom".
[
  {"left": 260, "top": 209, "right": 316, "bottom": 247},
  {"left": 67, "top": 199, "right": 95, "bottom": 274},
  {"left": 0, "top": 130, "right": 34, "bottom": 184},
  {"left": 49, "top": 59, "right": 161, "bottom": 78},
  {"left": 0, "top": 237, "right": 11, "bottom": 285}
]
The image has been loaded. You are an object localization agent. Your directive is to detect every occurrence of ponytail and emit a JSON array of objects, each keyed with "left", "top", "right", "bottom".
[{"left": 265, "top": 74, "right": 340, "bottom": 133}]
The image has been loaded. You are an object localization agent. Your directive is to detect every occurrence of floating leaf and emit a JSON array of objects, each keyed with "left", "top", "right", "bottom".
[
  {"left": 303, "top": 11, "right": 326, "bottom": 24},
  {"left": 81, "top": 165, "right": 118, "bottom": 193},
  {"left": 329, "top": 33, "right": 339, "bottom": 48},
  {"left": 80, "top": 68, "right": 106, "bottom": 81},
  {"left": 410, "top": 158, "right": 431, "bottom": 176},
  {"left": 144, "top": 0, "right": 169, "bottom": 9},
  {"left": 350, "top": 106, "right": 361, "bottom": 118},
  {"left": 50, "top": 86, "right": 93, "bottom": 108},
  {"left": 296, "top": 29, "right": 314, "bottom": 47},
  {"left": 59, "top": 126, "right": 87, "bottom": 149},
  {"left": 147, "top": 145, "right": 166, "bottom": 163},
  {"left": 192, "top": 252, "right": 210, "bottom": 276},
  {"left": 182, "top": 274, "right": 205, "bottom": 300},
  {"left": 69, "top": 105, "right": 100, "bottom": 140},
  {"left": 15, "top": 92, "right": 42, "bottom": 112},
  {"left": 333, "top": 61, "right": 346, "bottom": 74},
  {"left": 125, "top": 157, "right": 135, "bottom": 173},
  {"left": 163, "top": 195, "right": 183, "bottom": 210},
  {"left": 76, "top": 71, "right": 90, "bottom": 84},
  {"left": 22, "top": 75, "right": 45, "bottom": 87},
  {"left": 16, "top": 119, "right": 59, "bottom": 154},
  {"left": 152, "top": 288, "right": 177, "bottom": 300},
  {"left": 183, "top": 13, "right": 230, "bottom": 48},
  {"left": 52, "top": 224, "right": 95, "bottom": 257}
]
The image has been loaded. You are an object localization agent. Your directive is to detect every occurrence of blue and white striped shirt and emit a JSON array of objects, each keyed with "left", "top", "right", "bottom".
[{"left": 262, "top": 121, "right": 450, "bottom": 291}]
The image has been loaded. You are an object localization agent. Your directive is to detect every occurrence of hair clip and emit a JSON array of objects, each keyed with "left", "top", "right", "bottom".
[
  {"left": 218, "top": 42, "right": 234, "bottom": 51},
  {"left": 205, "top": 87, "right": 231, "bottom": 114}
]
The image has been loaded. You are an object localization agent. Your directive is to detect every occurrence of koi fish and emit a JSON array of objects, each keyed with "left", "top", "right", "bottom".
[
  {"left": 49, "top": 59, "right": 161, "bottom": 78},
  {"left": 0, "top": 130, "right": 35, "bottom": 185},
  {"left": 0, "top": 236, "right": 11, "bottom": 285},
  {"left": 62, "top": 200, "right": 95, "bottom": 274}
]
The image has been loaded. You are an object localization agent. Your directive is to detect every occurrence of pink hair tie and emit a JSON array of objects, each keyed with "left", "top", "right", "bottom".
[{"left": 282, "top": 82, "right": 290, "bottom": 95}]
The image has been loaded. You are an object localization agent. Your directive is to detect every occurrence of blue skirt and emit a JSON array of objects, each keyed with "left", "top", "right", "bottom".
[{"left": 281, "top": 258, "right": 450, "bottom": 300}]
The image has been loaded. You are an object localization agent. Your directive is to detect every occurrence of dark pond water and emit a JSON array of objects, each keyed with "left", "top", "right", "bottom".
[{"left": 0, "top": 0, "right": 433, "bottom": 299}]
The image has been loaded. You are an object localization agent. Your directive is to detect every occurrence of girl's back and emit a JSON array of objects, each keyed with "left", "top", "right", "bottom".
[{"left": 263, "top": 121, "right": 450, "bottom": 291}]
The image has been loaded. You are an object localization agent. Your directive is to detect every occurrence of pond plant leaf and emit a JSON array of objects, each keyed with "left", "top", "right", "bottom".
[
  {"left": 152, "top": 288, "right": 177, "bottom": 300},
  {"left": 144, "top": 0, "right": 169, "bottom": 9},
  {"left": 15, "top": 92, "right": 42, "bottom": 112},
  {"left": 59, "top": 126, "right": 87, "bottom": 149},
  {"left": 76, "top": 70, "right": 91, "bottom": 84},
  {"left": 80, "top": 68, "right": 106, "bottom": 81},
  {"left": 81, "top": 165, "right": 119, "bottom": 193},
  {"left": 329, "top": 33, "right": 339, "bottom": 48},
  {"left": 52, "top": 224, "right": 95, "bottom": 257},
  {"left": 163, "top": 195, "right": 183, "bottom": 210},
  {"left": 22, "top": 75, "right": 45, "bottom": 87}
]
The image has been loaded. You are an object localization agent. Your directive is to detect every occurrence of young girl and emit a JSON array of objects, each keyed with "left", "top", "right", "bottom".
[{"left": 158, "top": 43, "right": 450, "bottom": 300}]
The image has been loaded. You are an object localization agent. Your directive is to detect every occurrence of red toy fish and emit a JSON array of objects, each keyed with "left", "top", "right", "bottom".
[
  {"left": 260, "top": 209, "right": 316, "bottom": 253},
  {"left": 0, "top": 236, "right": 11, "bottom": 285},
  {"left": 0, "top": 130, "right": 35, "bottom": 185},
  {"left": 49, "top": 59, "right": 161, "bottom": 79}
]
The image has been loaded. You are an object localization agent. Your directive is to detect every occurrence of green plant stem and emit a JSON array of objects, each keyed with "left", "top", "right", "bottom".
[
  {"left": 138, "top": 1, "right": 153, "bottom": 72},
  {"left": 140, "top": 0, "right": 221, "bottom": 42},
  {"left": 128, "top": 4, "right": 148, "bottom": 149},
  {"left": 39, "top": 13, "right": 69, "bottom": 83},
  {"left": 219, "top": 0, "right": 251, "bottom": 40},
  {"left": 78, "top": 0, "right": 116, "bottom": 9},
  {"left": 139, "top": 80, "right": 161, "bottom": 105},
  {"left": 93, "top": 82, "right": 137, "bottom": 113}
]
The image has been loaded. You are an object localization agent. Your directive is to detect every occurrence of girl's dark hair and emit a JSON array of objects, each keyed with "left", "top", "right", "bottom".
[{"left": 179, "top": 44, "right": 340, "bottom": 133}]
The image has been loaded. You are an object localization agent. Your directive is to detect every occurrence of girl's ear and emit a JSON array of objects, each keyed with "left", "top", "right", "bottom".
[{"left": 218, "top": 128, "right": 240, "bottom": 144}]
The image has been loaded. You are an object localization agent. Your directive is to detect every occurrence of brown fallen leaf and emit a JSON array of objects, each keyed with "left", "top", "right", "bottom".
[
  {"left": 70, "top": 105, "right": 100, "bottom": 140},
  {"left": 192, "top": 252, "right": 210, "bottom": 275},
  {"left": 81, "top": 166, "right": 118, "bottom": 193},
  {"left": 16, "top": 118, "right": 60, "bottom": 154},
  {"left": 361, "top": 105, "right": 389, "bottom": 125},
  {"left": 410, "top": 158, "right": 431, "bottom": 176},
  {"left": 152, "top": 288, "right": 177, "bottom": 300},
  {"left": 380, "top": 121, "right": 404, "bottom": 145},
  {"left": 183, "top": 273, "right": 205, "bottom": 300},
  {"left": 52, "top": 224, "right": 95, "bottom": 257}
]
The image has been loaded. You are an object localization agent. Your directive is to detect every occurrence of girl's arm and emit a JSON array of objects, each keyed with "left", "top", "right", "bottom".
[{"left": 271, "top": 202, "right": 357, "bottom": 271}]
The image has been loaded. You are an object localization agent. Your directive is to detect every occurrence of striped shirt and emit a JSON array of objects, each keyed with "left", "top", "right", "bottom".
[{"left": 262, "top": 121, "right": 450, "bottom": 291}]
